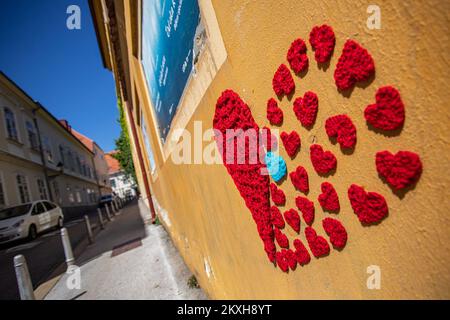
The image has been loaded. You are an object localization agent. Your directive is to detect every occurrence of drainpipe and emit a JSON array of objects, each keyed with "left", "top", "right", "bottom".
[
  {"left": 33, "top": 104, "right": 54, "bottom": 202},
  {"left": 125, "top": 101, "right": 156, "bottom": 222}
]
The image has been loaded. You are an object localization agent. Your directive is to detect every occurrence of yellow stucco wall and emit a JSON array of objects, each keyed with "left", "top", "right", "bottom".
[{"left": 128, "top": 0, "right": 450, "bottom": 299}]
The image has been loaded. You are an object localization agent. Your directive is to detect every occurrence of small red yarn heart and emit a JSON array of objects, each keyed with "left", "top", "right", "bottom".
[
  {"left": 305, "top": 227, "right": 330, "bottom": 258},
  {"left": 281, "top": 131, "right": 301, "bottom": 158},
  {"left": 270, "top": 183, "right": 286, "bottom": 206},
  {"left": 285, "top": 249, "right": 298, "bottom": 271},
  {"left": 289, "top": 166, "right": 309, "bottom": 193},
  {"left": 376, "top": 151, "right": 422, "bottom": 190},
  {"left": 348, "top": 184, "right": 388, "bottom": 225},
  {"left": 318, "top": 182, "right": 340, "bottom": 212},
  {"left": 334, "top": 40, "right": 375, "bottom": 91},
  {"left": 276, "top": 250, "right": 289, "bottom": 273},
  {"left": 322, "top": 217, "right": 347, "bottom": 249},
  {"left": 270, "top": 206, "right": 285, "bottom": 229},
  {"left": 325, "top": 114, "right": 357, "bottom": 149},
  {"left": 287, "top": 38, "right": 309, "bottom": 74},
  {"left": 293, "top": 91, "right": 319, "bottom": 127},
  {"left": 295, "top": 196, "right": 315, "bottom": 226},
  {"left": 310, "top": 144, "right": 337, "bottom": 175},
  {"left": 293, "top": 239, "right": 311, "bottom": 266},
  {"left": 273, "top": 64, "right": 295, "bottom": 96},
  {"left": 365, "top": 86, "right": 405, "bottom": 131},
  {"left": 284, "top": 209, "right": 301, "bottom": 233},
  {"left": 309, "top": 24, "right": 336, "bottom": 63},
  {"left": 267, "top": 98, "right": 283, "bottom": 125},
  {"left": 274, "top": 228, "right": 289, "bottom": 249}
]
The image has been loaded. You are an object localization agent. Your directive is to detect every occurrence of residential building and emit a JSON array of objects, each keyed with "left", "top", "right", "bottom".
[
  {"left": 0, "top": 72, "right": 107, "bottom": 219},
  {"left": 89, "top": 0, "right": 449, "bottom": 299},
  {"left": 105, "top": 151, "right": 136, "bottom": 199}
]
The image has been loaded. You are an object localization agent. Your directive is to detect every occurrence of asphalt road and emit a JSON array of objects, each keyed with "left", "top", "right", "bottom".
[{"left": 0, "top": 207, "right": 104, "bottom": 300}]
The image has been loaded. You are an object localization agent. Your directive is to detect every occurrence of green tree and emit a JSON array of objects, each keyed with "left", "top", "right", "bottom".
[{"left": 113, "top": 100, "right": 138, "bottom": 185}]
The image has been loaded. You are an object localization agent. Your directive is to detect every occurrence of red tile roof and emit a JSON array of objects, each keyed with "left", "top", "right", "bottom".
[
  {"left": 71, "top": 128, "right": 95, "bottom": 152},
  {"left": 105, "top": 151, "right": 121, "bottom": 174}
]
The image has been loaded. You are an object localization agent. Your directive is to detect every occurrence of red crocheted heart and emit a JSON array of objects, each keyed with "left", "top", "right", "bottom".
[
  {"left": 348, "top": 184, "right": 388, "bottom": 225},
  {"left": 214, "top": 90, "right": 275, "bottom": 262},
  {"left": 285, "top": 249, "right": 298, "bottom": 271},
  {"left": 289, "top": 166, "right": 309, "bottom": 193},
  {"left": 334, "top": 40, "right": 375, "bottom": 91},
  {"left": 309, "top": 25, "right": 336, "bottom": 63},
  {"left": 274, "top": 228, "right": 289, "bottom": 249},
  {"left": 325, "top": 114, "right": 357, "bottom": 149},
  {"left": 276, "top": 250, "right": 289, "bottom": 273},
  {"left": 318, "top": 182, "right": 340, "bottom": 212},
  {"left": 305, "top": 227, "right": 330, "bottom": 258},
  {"left": 295, "top": 196, "right": 315, "bottom": 226},
  {"left": 281, "top": 131, "right": 301, "bottom": 158},
  {"left": 273, "top": 64, "right": 295, "bottom": 96},
  {"left": 310, "top": 144, "right": 337, "bottom": 175},
  {"left": 284, "top": 209, "right": 301, "bottom": 233},
  {"left": 267, "top": 98, "right": 283, "bottom": 125},
  {"left": 270, "top": 183, "right": 286, "bottom": 206},
  {"left": 322, "top": 217, "right": 347, "bottom": 249},
  {"left": 293, "top": 91, "right": 319, "bottom": 127},
  {"left": 287, "top": 38, "right": 309, "bottom": 74},
  {"left": 376, "top": 151, "right": 422, "bottom": 190},
  {"left": 270, "top": 206, "right": 285, "bottom": 229},
  {"left": 365, "top": 86, "right": 405, "bottom": 131},
  {"left": 293, "top": 239, "right": 311, "bottom": 265}
]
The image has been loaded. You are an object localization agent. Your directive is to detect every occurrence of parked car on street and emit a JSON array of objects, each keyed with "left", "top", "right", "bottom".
[
  {"left": 0, "top": 201, "right": 64, "bottom": 244},
  {"left": 99, "top": 194, "right": 118, "bottom": 207}
]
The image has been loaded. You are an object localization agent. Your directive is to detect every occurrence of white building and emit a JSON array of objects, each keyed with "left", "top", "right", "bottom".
[{"left": 105, "top": 151, "right": 136, "bottom": 200}]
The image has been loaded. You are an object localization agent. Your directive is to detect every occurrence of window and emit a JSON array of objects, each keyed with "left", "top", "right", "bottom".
[
  {"left": 31, "top": 202, "right": 47, "bottom": 215},
  {"left": 4, "top": 107, "right": 19, "bottom": 141},
  {"left": 75, "top": 187, "right": 82, "bottom": 203},
  {"left": 53, "top": 181, "right": 61, "bottom": 204},
  {"left": 43, "top": 136, "right": 53, "bottom": 163},
  {"left": 67, "top": 149, "right": 75, "bottom": 171},
  {"left": 37, "top": 178, "right": 48, "bottom": 200},
  {"left": 26, "top": 121, "right": 39, "bottom": 150},
  {"left": 43, "top": 201, "right": 57, "bottom": 210},
  {"left": 110, "top": 178, "right": 116, "bottom": 188},
  {"left": 76, "top": 155, "right": 82, "bottom": 174},
  {"left": 16, "top": 174, "right": 30, "bottom": 204},
  {"left": 67, "top": 185, "right": 74, "bottom": 203},
  {"left": 59, "top": 145, "right": 67, "bottom": 168},
  {"left": 0, "top": 173, "right": 6, "bottom": 207}
]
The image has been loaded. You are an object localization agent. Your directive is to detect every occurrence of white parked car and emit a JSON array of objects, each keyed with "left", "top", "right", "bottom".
[{"left": 0, "top": 201, "right": 64, "bottom": 244}]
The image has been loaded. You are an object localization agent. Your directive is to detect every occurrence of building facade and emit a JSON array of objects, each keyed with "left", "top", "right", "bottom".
[
  {"left": 0, "top": 72, "right": 109, "bottom": 219},
  {"left": 105, "top": 151, "right": 136, "bottom": 200},
  {"left": 90, "top": 0, "right": 450, "bottom": 299}
]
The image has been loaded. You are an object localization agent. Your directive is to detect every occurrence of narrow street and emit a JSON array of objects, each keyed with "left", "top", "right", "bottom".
[{"left": 0, "top": 204, "right": 117, "bottom": 300}]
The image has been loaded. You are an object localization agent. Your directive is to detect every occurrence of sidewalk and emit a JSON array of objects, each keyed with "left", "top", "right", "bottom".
[{"left": 42, "top": 201, "right": 207, "bottom": 300}]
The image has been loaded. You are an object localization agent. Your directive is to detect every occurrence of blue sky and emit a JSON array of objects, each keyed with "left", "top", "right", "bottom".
[{"left": 0, "top": 0, "right": 119, "bottom": 152}]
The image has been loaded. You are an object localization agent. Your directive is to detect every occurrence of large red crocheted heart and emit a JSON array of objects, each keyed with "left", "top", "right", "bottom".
[
  {"left": 287, "top": 38, "right": 309, "bottom": 74},
  {"left": 293, "top": 91, "right": 319, "bottom": 128},
  {"left": 318, "top": 182, "right": 340, "bottom": 212},
  {"left": 273, "top": 64, "right": 295, "bottom": 96},
  {"left": 270, "top": 183, "right": 286, "bottom": 206},
  {"left": 289, "top": 165, "right": 309, "bottom": 193},
  {"left": 348, "top": 184, "right": 388, "bottom": 225},
  {"left": 284, "top": 209, "right": 301, "bottom": 233},
  {"left": 334, "top": 40, "right": 375, "bottom": 91},
  {"left": 295, "top": 196, "right": 315, "bottom": 226},
  {"left": 365, "top": 86, "right": 405, "bottom": 131},
  {"left": 310, "top": 144, "right": 337, "bottom": 175},
  {"left": 213, "top": 90, "right": 275, "bottom": 262},
  {"left": 376, "top": 151, "right": 422, "bottom": 190},
  {"left": 281, "top": 131, "right": 301, "bottom": 158},
  {"left": 325, "top": 114, "right": 357, "bottom": 149},
  {"left": 309, "top": 24, "right": 336, "bottom": 63},
  {"left": 267, "top": 98, "right": 283, "bottom": 125},
  {"left": 305, "top": 227, "right": 330, "bottom": 258},
  {"left": 322, "top": 218, "right": 347, "bottom": 249}
]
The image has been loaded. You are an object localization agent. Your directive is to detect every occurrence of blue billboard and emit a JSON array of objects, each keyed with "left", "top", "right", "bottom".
[{"left": 141, "top": 0, "right": 201, "bottom": 143}]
